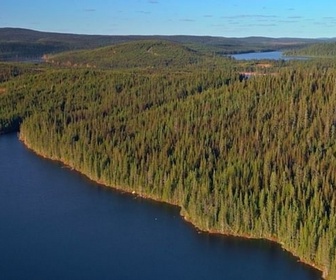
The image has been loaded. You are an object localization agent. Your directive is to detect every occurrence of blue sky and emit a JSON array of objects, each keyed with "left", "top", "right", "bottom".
[{"left": 2, "top": 0, "right": 336, "bottom": 38}]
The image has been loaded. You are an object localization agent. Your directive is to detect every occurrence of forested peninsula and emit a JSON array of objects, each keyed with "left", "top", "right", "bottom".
[
  {"left": 0, "top": 37, "right": 336, "bottom": 279},
  {"left": 285, "top": 42, "right": 336, "bottom": 58}
]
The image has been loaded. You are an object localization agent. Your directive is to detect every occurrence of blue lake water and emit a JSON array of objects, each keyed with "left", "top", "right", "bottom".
[
  {"left": 0, "top": 134, "right": 322, "bottom": 280},
  {"left": 230, "top": 51, "right": 307, "bottom": 60}
]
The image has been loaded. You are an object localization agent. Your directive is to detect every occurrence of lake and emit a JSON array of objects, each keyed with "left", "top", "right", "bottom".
[
  {"left": 0, "top": 134, "right": 322, "bottom": 280},
  {"left": 230, "top": 51, "right": 307, "bottom": 60}
]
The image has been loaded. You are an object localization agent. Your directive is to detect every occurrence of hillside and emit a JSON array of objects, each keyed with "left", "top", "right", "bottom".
[
  {"left": 285, "top": 42, "right": 336, "bottom": 58},
  {"left": 43, "top": 40, "right": 220, "bottom": 69},
  {"left": 0, "top": 28, "right": 322, "bottom": 62}
]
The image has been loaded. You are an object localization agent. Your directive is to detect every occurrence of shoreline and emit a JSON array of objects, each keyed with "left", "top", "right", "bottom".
[
  {"left": 180, "top": 214, "right": 325, "bottom": 279},
  {"left": 18, "top": 133, "right": 326, "bottom": 279}
]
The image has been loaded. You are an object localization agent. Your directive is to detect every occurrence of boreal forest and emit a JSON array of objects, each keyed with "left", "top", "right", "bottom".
[{"left": 0, "top": 29, "right": 336, "bottom": 279}]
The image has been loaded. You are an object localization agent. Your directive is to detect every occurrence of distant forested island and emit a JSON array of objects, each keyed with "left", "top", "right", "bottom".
[{"left": 0, "top": 29, "right": 336, "bottom": 279}]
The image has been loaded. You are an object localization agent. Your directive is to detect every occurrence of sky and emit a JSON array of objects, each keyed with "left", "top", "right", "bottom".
[{"left": 2, "top": 0, "right": 336, "bottom": 38}]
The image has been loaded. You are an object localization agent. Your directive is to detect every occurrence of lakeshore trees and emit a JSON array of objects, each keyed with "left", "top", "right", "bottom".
[{"left": 0, "top": 56, "right": 335, "bottom": 278}]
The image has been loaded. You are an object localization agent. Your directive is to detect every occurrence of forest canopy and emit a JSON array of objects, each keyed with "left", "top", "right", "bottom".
[
  {"left": 0, "top": 40, "right": 335, "bottom": 279},
  {"left": 285, "top": 42, "right": 336, "bottom": 58}
]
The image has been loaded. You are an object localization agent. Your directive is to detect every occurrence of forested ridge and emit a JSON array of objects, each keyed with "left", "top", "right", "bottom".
[
  {"left": 0, "top": 27, "right": 321, "bottom": 62},
  {"left": 285, "top": 42, "right": 336, "bottom": 58},
  {"left": 44, "top": 40, "right": 216, "bottom": 69},
  {"left": 0, "top": 45, "right": 335, "bottom": 279}
]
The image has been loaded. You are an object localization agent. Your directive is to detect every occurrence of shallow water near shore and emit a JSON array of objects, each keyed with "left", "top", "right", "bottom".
[{"left": 0, "top": 134, "right": 322, "bottom": 280}]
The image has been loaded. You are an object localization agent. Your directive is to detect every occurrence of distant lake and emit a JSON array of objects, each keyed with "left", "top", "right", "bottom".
[
  {"left": 1, "top": 56, "right": 43, "bottom": 63},
  {"left": 230, "top": 51, "right": 307, "bottom": 60},
  {"left": 0, "top": 134, "right": 322, "bottom": 280}
]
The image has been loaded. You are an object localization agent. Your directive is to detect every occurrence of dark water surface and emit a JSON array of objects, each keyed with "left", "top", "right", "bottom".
[{"left": 0, "top": 134, "right": 322, "bottom": 280}]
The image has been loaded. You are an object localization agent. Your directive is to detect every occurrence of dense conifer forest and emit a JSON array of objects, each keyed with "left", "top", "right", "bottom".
[
  {"left": 43, "top": 40, "right": 217, "bottom": 69},
  {"left": 0, "top": 40, "right": 335, "bottom": 279},
  {"left": 285, "top": 42, "right": 336, "bottom": 58}
]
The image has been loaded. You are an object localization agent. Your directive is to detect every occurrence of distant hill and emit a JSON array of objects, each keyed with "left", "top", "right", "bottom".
[
  {"left": 0, "top": 28, "right": 325, "bottom": 62},
  {"left": 285, "top": 42, "right": 336, "bottom": 58},
  {"left": 44, "top": 40, "right": 217, "bottom": 69}
]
